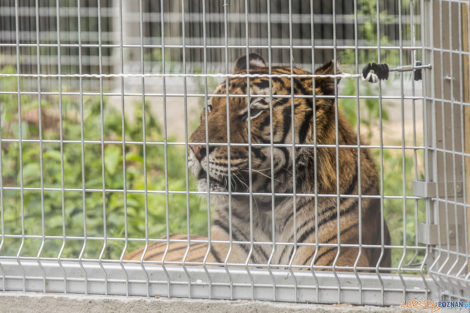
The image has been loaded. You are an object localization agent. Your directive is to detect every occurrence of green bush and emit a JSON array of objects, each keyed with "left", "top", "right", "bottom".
[{"left": 0, "top": 66, "right": 206, "bottom": 260}]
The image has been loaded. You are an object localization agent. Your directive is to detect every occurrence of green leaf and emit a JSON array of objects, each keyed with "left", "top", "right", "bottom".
[
  {"left": 22, "top": 162, "right": 40, "bottom": 185},
  {"left": 44, "top": 149, "right": 62, "bottom": 161},
  {"left": 125, "top": 153, "right": 143, "bottom": 164},
  {"left": 105, "top": 145, "right": 121, "bottom": 175}
]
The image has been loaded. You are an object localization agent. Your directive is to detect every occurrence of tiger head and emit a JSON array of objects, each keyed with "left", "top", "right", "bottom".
[{"left": 188, "top": 53, "right": 342, "bottom": 195}]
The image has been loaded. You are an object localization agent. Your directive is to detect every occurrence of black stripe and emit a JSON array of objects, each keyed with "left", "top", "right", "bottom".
[
  {"left": 272, "top": 77, "right": 285, "bottom": 89},
  {"left": 278, "top": 202, "right": 312, "bottom": 263},
  {"left": 278, "top": 157, "right": 371, "bottom": 263},
  {"left": 293, "top": 78, "right": 308, "bottom": 95},
  {"left": 286, "top": 183, "right": 363, "bottom": 248},
  {"left": 281, "top": 197, "right": 359, "bottom": 263},
  {"left": 254, "top": 79, "right": 269, "bottom": 89},
  {"left": 259, "top": 136, "right": 274, "bottom": 144},
  {"left": 273, "top": 97, "right": 289, "bottom": 107},
  {"left": 258, "top": 114, "right": 271, "bottom": 130},
  {"left": 251, "top": 147, "right": 266, "bottom": 162},
  {"left": 324, "top": 222, "right": 358, "bottom": 244},
  {"left": 363, "top": 149, "right": 374, "bottom": 163},
  {"left": 230, "top": 208, "right": 247, "bottom": 222},
  {"left": 301, "top": 252, "right": 313, "bottom": 266},
  {"left": 284, "top": 198, "right": 353, "bottom": 245},
  {"left": 311, "top": 198, "right": 359, "bottom": 240},
  {"left": 305, "top": 169, "right": 360, "bottom": 221},
  {"left": 310, "top": 222, "right": 358, "bottom": 265},
  {"left": 213, "top": 219, "right": 268, "bottom": 263},
  {"left": 290, "top": 205, "right": 332, "bottom": 239},
  {"left": 283, "top": 200, "right": 311, "bottom": 231},
  {"left": 213, "top": 219, "right": 251, "bottom": 259},
  {"left": 213, "top": 219, "right": 247, "bottom": 247},
  {"left": 281, "top": 105, "right": 292, "bottom": 143},
  {"left": 279, "top": 147, "right": 290, "bottom": 169},
  {"left": 343, "top": 169, "right": 358, "bottom": 195},
  {"left": 310, "top": 247, "right": 335, "bottom": 266},
  {"left": 298, "top": 110, "right": 313, "bottom": 143},
  {"left": 210, "top": 246, "right": 223, "bottom": 263},
  {"left": 316, "top": 169, "right": 364, "bottom": 220}
]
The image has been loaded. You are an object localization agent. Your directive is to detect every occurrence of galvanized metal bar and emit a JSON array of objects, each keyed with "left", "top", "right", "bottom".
[
  {"left": 462, "top": 1, "right": 470, "bottom": 278},
  {"left": 13, "top": 0, "right": 27, "bottom": 293},
  {"left": 266, "top": 0, "right": 278, "bottom": 302},
  {"left": 352, "top": 0, "right": 364, "bottom": 304},
  {"left": 96, "top": 0, "right": 110, "bottom": 296},
  {"left": 34, "top": 0, "right": 47, "bottom": 294},
  {"left": 158, "top": 0, "right": 172, "bottom": 294},
  {"left": 243, "top": 0, "right": 256, "bottom": 300},
  {"left": 222, "top": 1, "right": 235, "bottom": 302},
  {"left": 116, "top": 0, "right": 130, "bottom": 297},
  {"left": 308, "top": 0, "right": 321, "bottom": 303},
  {"left": 76, "top": 0, "right": 89, "bottom": 296},
  {"left": 287, "top": 0, "right": 299, "bottom": 301},
  {"left": 375, "top": 0, "right": 386, "bottom": 305},
  {"left": 396, "top": 0, "right": 409, "bottom": 299},
  {"left": 136, "top": 0, "right": 151, "bottom": 297},
  {"left": 200, "top": 0, "right": 216, "bottom": 300},
  {"left": 0, "top": 259, "right": 446, "bottom": 304}
]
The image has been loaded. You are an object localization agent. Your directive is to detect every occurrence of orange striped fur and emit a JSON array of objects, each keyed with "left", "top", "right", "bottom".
[{"left": 126, "top": 54, "right": 391, "bottom": 270}]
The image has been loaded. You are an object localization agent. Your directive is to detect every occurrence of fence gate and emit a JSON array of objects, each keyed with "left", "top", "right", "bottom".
[{"left": 0, "top": 0, "right": 469, "bottom": 308}]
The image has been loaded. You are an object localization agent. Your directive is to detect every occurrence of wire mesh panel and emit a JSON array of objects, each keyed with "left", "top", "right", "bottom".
[
  {"left": 420, "top": 0, "right": 470, "bottom": 301},
  {"left": 0, "top": 0, "right": 469, "bottom": 307}
]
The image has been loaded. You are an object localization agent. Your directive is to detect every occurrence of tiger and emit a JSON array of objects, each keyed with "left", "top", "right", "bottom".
[{"left": 125, "top": 53, "right": 391, "bottom": 270}]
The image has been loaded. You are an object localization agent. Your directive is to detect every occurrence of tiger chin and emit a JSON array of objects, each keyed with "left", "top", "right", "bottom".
[{"left": 126, "top": 53, "right": 391, "bottom": 272}]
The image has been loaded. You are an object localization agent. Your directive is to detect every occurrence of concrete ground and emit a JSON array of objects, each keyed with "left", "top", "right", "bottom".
[{"left": 0, "top": 292, "right": 424, "bottom": 313}]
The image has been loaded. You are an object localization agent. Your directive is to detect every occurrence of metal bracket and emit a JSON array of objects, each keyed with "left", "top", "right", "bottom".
[
  {"left": 418, "top": 223, "right": 458, "bottom": 245},
  {"left": 413, "top": 181, "right": 463, "bottom": 198},
  {"left": 413, "top": 181, "right": 436, "bottom": 198}
]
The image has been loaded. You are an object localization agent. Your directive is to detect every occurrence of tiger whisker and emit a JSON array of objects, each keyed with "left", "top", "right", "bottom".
[
  {"left": 233, "top": 172, "right": 249, "bottom": 189},
  {"left": 240, "top": 168, "right": 282, "bottom": 183}
]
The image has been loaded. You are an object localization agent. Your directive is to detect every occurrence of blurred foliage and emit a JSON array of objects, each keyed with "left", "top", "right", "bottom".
[{"left": 0, "top": 65, "right": 206, "bottom": 260}]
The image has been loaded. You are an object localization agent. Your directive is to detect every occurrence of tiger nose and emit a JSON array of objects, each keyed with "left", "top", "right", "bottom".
[{"left": 190, "top": 145, "right": 206, "bottom": 161}]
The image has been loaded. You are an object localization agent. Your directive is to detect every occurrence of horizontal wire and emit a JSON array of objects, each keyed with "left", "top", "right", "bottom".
[
  {"left": 0, "top": 234, "right": 422, "bottom": 249},
  {"left": 0, "top": 42, "right": 428, "bottom": 50},
  {"left": 0, "top": 90, "right": 427, "bottom": 99},
  {"left": 0, "top": 65, "right": 432, "bottom": 80},
  {"left": 0, "top": 138, "right": 426, "bottom": 150},
  {"left": 0, "top": 72, "right": 361, "bottom": 79},
  {"left": 0, "top": 186, "right": 424, "bottom": 200}
]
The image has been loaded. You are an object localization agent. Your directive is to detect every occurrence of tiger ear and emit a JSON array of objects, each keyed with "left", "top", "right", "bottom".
[
  {"left": 314, "top": 60, "right": 341, "bottom": 95},
  {"left": 233, "top": 53, "right": 266, "bottom": 73}
]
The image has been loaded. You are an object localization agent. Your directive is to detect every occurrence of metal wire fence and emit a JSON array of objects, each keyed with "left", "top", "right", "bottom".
[{"left": 0, "top": 0, "right": 469, "bottom": 307}]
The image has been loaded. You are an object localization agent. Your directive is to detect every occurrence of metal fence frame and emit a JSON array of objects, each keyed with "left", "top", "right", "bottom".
[
  {"left": 420, "top": 0, "right": 470, "bottom": 300},
  {"left": 0, "top": 0, "right": 469, "bottom": 307}
]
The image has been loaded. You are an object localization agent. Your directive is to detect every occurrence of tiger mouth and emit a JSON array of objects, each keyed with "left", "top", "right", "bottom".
[
  {"left": 196, "top": 168, "right": 225, "bottom": 185},
  {"left": 195, "top": 167, "right": 248, "bottom": 192}
]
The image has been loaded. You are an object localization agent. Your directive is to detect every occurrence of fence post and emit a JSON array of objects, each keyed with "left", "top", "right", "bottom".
[
  {"left": 463, "top": 2, "right": 470, "bottom": 275},
  {"left": 422, "top": 0, "right": 469, "bottom": 289}
]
